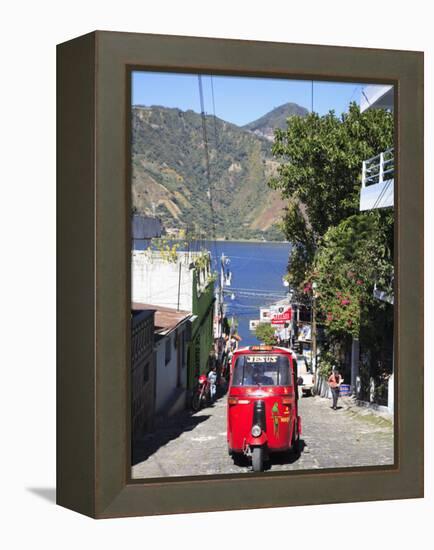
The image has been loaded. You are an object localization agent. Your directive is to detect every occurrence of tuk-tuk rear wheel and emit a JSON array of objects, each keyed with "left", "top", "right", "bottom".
[
  {"left": 252, "top": 447, "right": 265, "bottom": 472},
  {"left": 292, "top": 421, "right": 301, "bottom": 455}
]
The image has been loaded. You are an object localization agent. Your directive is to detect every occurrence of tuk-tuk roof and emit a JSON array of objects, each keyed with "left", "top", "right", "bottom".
[{"left": 235, "top": 345, "right": 296, "bottom": 358}]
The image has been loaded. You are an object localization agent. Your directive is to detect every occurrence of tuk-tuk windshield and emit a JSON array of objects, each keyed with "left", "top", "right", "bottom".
[{"left": 232, "top": 354, "right": 292, "bottom": 387}]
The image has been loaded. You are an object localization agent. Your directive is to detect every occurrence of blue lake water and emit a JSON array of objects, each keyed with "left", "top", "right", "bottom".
[
  {"left": 208, "top": 241, "right": 291, "bottom": 345},
  {"left": 134, "top": 239, "right": 291, "bottom": 346}
]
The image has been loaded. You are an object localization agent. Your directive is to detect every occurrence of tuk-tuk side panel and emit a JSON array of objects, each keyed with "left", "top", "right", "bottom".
[
  {"left": 265, "top": 397, "right": 294, "bottom": 450},
  {"left": 228, "top": 401, "right": 254, "bottom": 451}
]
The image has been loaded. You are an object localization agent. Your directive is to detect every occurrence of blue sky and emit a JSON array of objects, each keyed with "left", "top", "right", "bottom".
[{"left": 132, "top": 71, "right": 367, "bottom": 126}]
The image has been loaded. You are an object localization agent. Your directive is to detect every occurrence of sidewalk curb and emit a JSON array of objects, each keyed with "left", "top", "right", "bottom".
[{"left": 311, "top": 395, "right": 394, "bottom": 427}]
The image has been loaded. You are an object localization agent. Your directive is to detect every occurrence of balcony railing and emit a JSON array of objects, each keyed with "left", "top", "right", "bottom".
[
  {"left": 362, "top": 148, "right": 394, "bottom": 188},
  {"left": 360, "top": 148, "right": 394, "bottom": 211}
]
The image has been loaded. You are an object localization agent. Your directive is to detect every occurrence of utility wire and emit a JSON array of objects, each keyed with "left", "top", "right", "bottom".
[
  {"left": 208, "top": 75, "right": 221, "bottom": 271},
  {"left": 371, "top": 152, "right": 394, "bottom": 210},
  {"left": 229, "top": 286, "right": 287, "bottom": 293},
  {"left": 210, "top": 76, "right": 219, "bottom": 149},
  {"left": 361, "top": 90, "right": 371, "bottom": 108},
  {"left": 311, "top": 81, "right": 314, "bottom": 113},
  {"left": 228, "top": 255, "right": 287, "bottom": 263},
  {"left": 348, "top": 84, "right": 361, "bottom": 105},
  {"left": 198, "top": 75, "right": 219, "bottom": 267},
  {"left": 371, "top": 178, "right": 392, "bottom": 210}
]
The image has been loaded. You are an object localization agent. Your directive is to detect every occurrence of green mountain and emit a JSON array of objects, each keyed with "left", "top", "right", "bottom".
[
  {"left": 132, "top": 103, "right": 305, "bottom": 240},
  {"left": 243, "top": 102, "right": 309, "bottom": 141}
]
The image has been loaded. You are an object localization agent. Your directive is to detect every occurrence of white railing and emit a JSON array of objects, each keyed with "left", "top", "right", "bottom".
[{"left": 361, "top": 147, "right": 394, "bottom": 188}]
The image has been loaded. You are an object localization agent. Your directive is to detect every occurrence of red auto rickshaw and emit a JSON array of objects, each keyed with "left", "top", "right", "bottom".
[{"left": 227, "top": 345, "right": 301, "bottom": 472}]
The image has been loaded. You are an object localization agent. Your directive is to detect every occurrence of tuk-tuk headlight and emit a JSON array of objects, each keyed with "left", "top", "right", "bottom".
[{"left": 251, "top": 425, "right": 262, "bottom": 437}]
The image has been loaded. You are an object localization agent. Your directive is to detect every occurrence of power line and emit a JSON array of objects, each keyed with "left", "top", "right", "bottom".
[
  {"left": 361, "top": 90, "right": 371, "bottom": 108},
  {"left": 210, "top": 76, "right": 219, "bottom": 149},
  {"left": 348, "top": 84, "right": 361, "bottom": 105},
  {"left": 198, "top": 75, "right": 219, "bottom": 265},
  {"left": 371, "top": 178, "right": 392, "bottom": 210},
  {"left": 229, "top": 287, "right": 287, "bottom": 293},
  {"left": 311, "top": 81, "right": 314, "bottom": 113},
  {"left": 228, "top": 254, "right": 288, "bottom": 263},
  {"left": 371, "top": 152, "right": 394, "bottom": 210},
  {"left": 208, "top": 75, "right": 221, "bottom": 271}
]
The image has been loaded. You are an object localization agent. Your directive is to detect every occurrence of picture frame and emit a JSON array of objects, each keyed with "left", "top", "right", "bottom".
[{"left": 57, "top": 30, "right": 423, "bottom": 518}]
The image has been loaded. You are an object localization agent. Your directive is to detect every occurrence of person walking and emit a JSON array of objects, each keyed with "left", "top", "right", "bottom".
[
  {"left": 207, "top": 365, "right": 217, "bottom": 401},
  {"left": 328, "top": 367, "right": 344, "bottom": 410}
]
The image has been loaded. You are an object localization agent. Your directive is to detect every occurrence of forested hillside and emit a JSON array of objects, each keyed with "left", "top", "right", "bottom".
[{"left": 132, "top": 103, "right": 305, "bottom": 240}]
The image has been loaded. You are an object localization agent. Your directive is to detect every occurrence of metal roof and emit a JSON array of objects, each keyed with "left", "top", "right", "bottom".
[{"left": 132, "top": 302, "right": 191, "bottom": 335}]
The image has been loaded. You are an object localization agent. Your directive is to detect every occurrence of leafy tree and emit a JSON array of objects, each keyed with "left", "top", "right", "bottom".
[
  {"left": 269, "top": 103, "right": 393, "bottom": 286},
  {"left": 311, "top": 210, "right": 393, "bottom": 338},
  {"left": 254, "top": 323, "right": 277, "bottom": 345}
]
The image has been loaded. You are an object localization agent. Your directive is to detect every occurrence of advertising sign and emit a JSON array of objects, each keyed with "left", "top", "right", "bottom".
[
  {"left": 249, "top": 319, "right": 261, "bottom": 331},
  {"left": 270, "top": 305, "right": 292, "bottom": 325},
  {"left": 259, "top": 308, "right": 271, "bottom": 322}
]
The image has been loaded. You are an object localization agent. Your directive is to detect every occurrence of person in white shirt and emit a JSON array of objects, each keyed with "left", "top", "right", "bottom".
[{"left": 208, "top": 366, "right": 217, "bottom": 400}]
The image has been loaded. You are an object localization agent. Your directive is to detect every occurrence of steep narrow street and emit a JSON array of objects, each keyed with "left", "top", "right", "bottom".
[{"left": 132, "top": 394, "right": 393, "bottom": 479}]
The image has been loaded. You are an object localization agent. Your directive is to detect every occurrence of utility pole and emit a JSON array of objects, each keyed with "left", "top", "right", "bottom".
[
  {"left": 177, "top": 262, "right": 182, "bottom": 311},
  {"left": 311, "top": 282, "right": 318, "bottom": 373},
  {"left": 219, "top": 253, "right": 225, "bottom": 338}
]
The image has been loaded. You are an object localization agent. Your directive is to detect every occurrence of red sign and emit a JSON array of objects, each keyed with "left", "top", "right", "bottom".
[{"left": 271, "top": 306, "right": 292, "bottom": 325}]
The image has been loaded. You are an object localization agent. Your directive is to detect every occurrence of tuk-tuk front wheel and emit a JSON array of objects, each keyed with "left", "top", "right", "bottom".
[{"left": 252, "top": 447, "right": 265, "bottom": 472}]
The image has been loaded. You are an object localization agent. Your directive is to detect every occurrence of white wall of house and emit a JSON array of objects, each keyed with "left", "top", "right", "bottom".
[
  {"left": 132, "top": 250, "right": 213, "bottom": 311},
  {"left": 360, "top": 84, "right": 394, "bottom": 112},
  {"left": 132, "top": 252, "right": 194, "bottom": 311},
  {"left": 154, "top": 326, "right": 188, "bottom": 416},
  {"left": 359, "top": 85, "right": 395, "bottom": 211},
  {"left": 359, "top": 178, "right": 394, "bottom": 210}
]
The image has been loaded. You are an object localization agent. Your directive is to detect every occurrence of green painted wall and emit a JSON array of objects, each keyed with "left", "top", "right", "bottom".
[{"left": 187, "top": 269, "right": 215, "bottom": 390}]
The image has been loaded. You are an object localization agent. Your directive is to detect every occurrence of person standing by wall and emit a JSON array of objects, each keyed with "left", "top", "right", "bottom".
[
  {"left": 208, "top": 365, "right": 217, "bottom": 401},
  {"left": 328, "top": 367, "right": 344, "bottom": 410}
]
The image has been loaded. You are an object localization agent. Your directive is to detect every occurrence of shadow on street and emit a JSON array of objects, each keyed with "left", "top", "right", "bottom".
[
  {"left": 231, "top": 439, "right": 306, "bottom": 471},
  {"left": 132, "top": 386, "right": 228, "bottom": 466},
  {"left": 266, "top": 439, "right": 306, "bottom": 469},
  {"left": 132, "top": 410, "right": 211, "bottom": 465}
]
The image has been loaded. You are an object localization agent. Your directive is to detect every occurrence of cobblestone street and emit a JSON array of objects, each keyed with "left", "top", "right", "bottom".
[{"left": 132, "top": 394, "right": 394, "bottom": 479}]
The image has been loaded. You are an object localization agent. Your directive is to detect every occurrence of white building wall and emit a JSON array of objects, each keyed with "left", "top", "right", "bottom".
[
  {"left": 132, "top": 251, "right": 194, "bottom": 311},
  {"left": 154, "top": 327, "right": 188, "bottom": 416},
  {"left": 359, "top": 84, "right": 395, "bottom": 211},
  {"left": 359, "top": 179, "right": 394, "bottom": 211},
  {"left": 360, "top": 84, "right": 394, "bottom": 112}
]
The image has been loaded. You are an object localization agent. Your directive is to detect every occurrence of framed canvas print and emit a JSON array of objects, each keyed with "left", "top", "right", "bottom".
[{"left": 57, "top": 31, "right": 423, "bottom": 518}]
